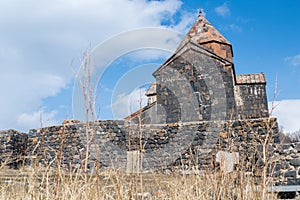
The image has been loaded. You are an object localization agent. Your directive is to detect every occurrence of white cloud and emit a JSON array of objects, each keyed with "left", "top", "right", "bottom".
[
  {"left": 0, "top": 0, "right": 193, "bottom": 131},
  {"left": 171, "top": 11, "right": 197, "bottom": 33},
  {"left": 285, "top": 54, "right": 300, "bottom": 66},
  {"left": 17, "top": 109, "right": 58, "bottom": 131},
  {"left": 127, "top": 50, "right": 171, "bottom": 63},
  {"left": 269, "top": 99, "right": 300, "bottom": 133},
  {"left": 0, "top": 71, "right": 66, "bottom": 131},
  {"left": 214, "top": 2, "right": 231, "bottom": 17},
  {"left": 225, "top": 24, "right": 243, "bottom": 32},
  {"left": 111, "top": 87, "right": 148, "bottom": 119}
]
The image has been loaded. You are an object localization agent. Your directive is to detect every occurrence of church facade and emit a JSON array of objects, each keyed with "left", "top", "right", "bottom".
[{"left": 128, "top": 11, "right": 269, "bottom": 124}]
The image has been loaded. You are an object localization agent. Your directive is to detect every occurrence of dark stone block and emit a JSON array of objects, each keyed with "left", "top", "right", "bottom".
[
  {"left": 199, "top": 134, "right": 206, "bottom": 140},
  {"left": 258, "top": 129, "right": 265, "bottom": 135},
  {"left": 271, "top": 171, "right": 281, "bottom": 178},
  {"left": 198, "top": 126, "right": 206, "bottom": 132},
  {"left": 287, "top": 179, "right": 297, "bottom": 185},
  {"left": 290, "top": 158, "right": 300, "bottom": 166},
  {"left": 273, "top": 136, "right": 280, "bottom": 143},
  {"left": 284, "top": 171, "right": 296, "bottom": 178},
  {"left": 273, "top": 163, "right": 282, "bottom": 172}
]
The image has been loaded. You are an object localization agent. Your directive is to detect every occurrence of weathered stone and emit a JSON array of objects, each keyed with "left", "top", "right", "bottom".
[
  {"left": 284, "top": 171, "right": 297, "bottom": 178},
  {"left": 273, "top": 136, "right": 280, "bottom": 143},
  {"left": 291, "top": 154, "right": 299, "bottom": 158},
  {"left": 270, "top": 163, "right": 282, "bottom": 172},
  {"left": 290, "top": 158, "right": 300, "bottom": 167},
  {"left": 295, "top": 143, "right": 300, "bottom": 152},
  {"left": 282, "top": 161, "right": 290, "bottom": 169}
]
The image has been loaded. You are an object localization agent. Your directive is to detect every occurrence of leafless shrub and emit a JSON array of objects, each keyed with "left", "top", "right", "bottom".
[{"left": 286, "top": 130, "right": 300, "bottom": 142}]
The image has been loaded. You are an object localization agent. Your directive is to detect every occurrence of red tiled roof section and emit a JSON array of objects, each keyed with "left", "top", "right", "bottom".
[
  {"left": 180, "top": 11, "right": 231, "bottom": 47},
  {"left": 236, "top": 73, "right": 266, "bottom": 84},
  {"left": 176, "top": 11, "right": 233, "bottom": 61}
]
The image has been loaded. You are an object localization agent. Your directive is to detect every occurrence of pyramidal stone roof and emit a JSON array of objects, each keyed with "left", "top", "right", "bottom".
[{"left": 178, "top": 10, "right": 231, "bottom": 51}]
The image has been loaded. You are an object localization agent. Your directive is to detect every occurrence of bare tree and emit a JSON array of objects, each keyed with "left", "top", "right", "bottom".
[
  {"left": 286, "top": 130, "right": 300, "bottom": 142},
  {"left": 77, "top": 49, "right": 100, "bottom": 173}
]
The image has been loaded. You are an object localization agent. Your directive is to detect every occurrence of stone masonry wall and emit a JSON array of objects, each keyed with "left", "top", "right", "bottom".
[
  {"left": 201, "top": 42, "right": 233, "bottom": 61},
  {"left": 270, "top": 143, "right": 300, "bottom": 186},
  {"left": 235, "top": 84, "right": 269, "bottom": 119},
  {"left": 0, "top": 129, "right": 27, "bottom": 168},
  {"left": 27, "top": 124, "right": 86, "bottom": 170},
  {"left": 3, "top": 118, "right": 300, "bottom": 187},
  {"left": 155, "top": 45, "right": 237, "bottom": 124},
  {"left": 0, "top": 118, "right": 278, "bottom": 171}
]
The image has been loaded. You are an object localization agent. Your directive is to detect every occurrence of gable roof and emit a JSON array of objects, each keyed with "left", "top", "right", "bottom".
[{"left": 153, "top": 39, "right": 232, "bottom": 76}]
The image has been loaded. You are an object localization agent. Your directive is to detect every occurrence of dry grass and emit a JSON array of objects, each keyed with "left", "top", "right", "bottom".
[
  {"left": 28, "top": 50, "right": 280, "bottom": 200},
  {"left": 0, "top": 165, "right": 279, "bottom": 200}
]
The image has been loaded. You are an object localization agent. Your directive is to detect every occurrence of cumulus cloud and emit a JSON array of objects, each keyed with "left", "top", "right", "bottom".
[
  {"left": 0, "top": 71, "right": 66, "bottom": 131},
  {"left": 285, "top": 54, "right": 300, "bottom": 66},
  {"left": 171, "top": 11, "right": 197, "bottom": 33},
  {"left": 17, "top": 109, "right": 58, "bottom": 131},
  {"left": 0, "top": 0, "right": 193, "bottom": 131},
  {"left": 126, "top": 50, "right": 171, "bottom": 63},
  {"left": 111, "top": 87, "right": 148, "bottom": 119},
  {"left": 269, "top": 99, "right": 300, "bottom": 133},
  {"left": 214, "top": 2, "right": 231, "bottom": 17}
]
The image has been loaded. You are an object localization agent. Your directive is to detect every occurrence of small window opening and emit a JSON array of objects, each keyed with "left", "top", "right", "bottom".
[{"left": 190, "top": 81, "right": 196, "bottom": 92}]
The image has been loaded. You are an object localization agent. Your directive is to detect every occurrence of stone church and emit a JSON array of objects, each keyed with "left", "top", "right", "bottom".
[
  {"left": 128, "top": 10, "right": 269, "bottom": 124},
  {"left": 0, "top": 9, "right": 281, "bottom": 178}
]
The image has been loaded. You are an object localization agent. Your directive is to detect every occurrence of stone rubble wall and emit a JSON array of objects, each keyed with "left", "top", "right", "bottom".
[
  {"left": 153, "top": 44, "right": 269, "bottom": 125},
  {"left": 155, "top": 47, "right": 237, "bottom": 123},
  {"left": 0, "top": 118, "right": 298, "bottom": 186},
  {"left": 27, "top": 124, "right": 86, "bottom": 170},
  {"left": 270, "top": 142, "right": 300, "bottom": 186},
  {"left": 0, "top": 129, "right": 28, "bottom": 168},
  {"left": 234, "top": 84, "right": 269, "bottom": 119}
]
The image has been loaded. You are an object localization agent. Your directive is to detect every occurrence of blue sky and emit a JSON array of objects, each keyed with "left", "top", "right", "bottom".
[{"left": 0, "top": 0, "right": 299, "bottom": 133}]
